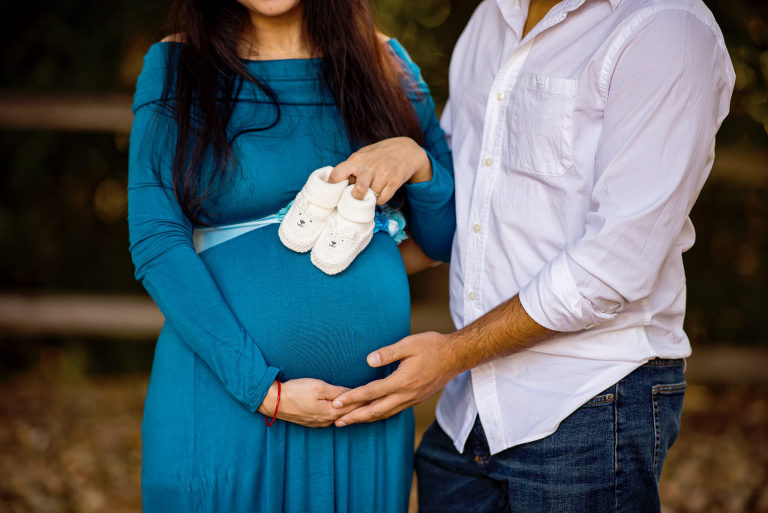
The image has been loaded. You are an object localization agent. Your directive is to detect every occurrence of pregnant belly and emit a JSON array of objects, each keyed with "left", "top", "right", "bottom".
[{"left": 198, "top": 225, "right": 411, "bottom": 388}]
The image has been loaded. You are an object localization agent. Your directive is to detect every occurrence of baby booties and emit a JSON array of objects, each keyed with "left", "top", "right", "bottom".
[
  {"left": 278, "top": 166, "right": 348, "bottom": 253},
  {"left": 310, "top": 185, "right": 376, "bottom": 275}
]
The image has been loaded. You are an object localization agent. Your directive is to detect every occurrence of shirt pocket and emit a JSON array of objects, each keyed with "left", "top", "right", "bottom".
[{"left": 506, "top": 74, "right": 577, "bottom": 177}]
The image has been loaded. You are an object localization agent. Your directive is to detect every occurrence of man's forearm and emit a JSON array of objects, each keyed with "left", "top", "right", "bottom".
[
  {"left": 331, "top": 295, "right": 558, "bottom": 426},
  {"left": 445, "top": 295, "right": 557, "bottom": 373}
]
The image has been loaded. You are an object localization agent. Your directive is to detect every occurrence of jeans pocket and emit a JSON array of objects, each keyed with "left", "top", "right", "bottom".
[{"left": 651, "top": 381, "right": 686, "bottom": 481}]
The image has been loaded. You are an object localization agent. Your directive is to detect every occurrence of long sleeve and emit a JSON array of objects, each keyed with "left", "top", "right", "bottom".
[
  {"left": 392, "top": 41, "right": 456, "bottom": 262},
  {"left": 519, "top": 10, "right": 735, "bottom": 332},
  {"left": 128, "top": 103, "right": 279, "bottom": 412}
]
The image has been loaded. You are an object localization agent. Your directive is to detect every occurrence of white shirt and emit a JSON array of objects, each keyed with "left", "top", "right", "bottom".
[{"left": 438, "top": 0, "right": 735, "bottom": 455}]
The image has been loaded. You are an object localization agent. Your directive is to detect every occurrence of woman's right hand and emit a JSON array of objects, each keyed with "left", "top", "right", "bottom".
[
  {"left": 329, "top": 137, "right": 432, "bottom": 204},
  {"left": 258, "top": 378, "right": 358, "bottom": 428}
]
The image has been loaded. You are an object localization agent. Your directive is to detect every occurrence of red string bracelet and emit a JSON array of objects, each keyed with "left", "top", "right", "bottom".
[{"left": 265, "top": 379, "right": 281, "bottom": 427}]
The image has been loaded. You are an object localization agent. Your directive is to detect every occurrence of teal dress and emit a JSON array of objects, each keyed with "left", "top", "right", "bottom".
[{"left": 128, "top": 39, "right": 455, "bottom": 513}]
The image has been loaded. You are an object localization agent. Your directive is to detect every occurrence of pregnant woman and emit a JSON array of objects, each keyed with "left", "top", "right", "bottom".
[{"left": 127, "top": 0, "right": 454, "bottom": 511}]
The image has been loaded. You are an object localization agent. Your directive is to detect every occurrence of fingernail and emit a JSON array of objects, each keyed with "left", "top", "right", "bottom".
[
  {"left": 333, "top": 400, "right": 343, "bottom": 408},
  {"left": 336, "top": 421, "right": 346, "bottom": 427},
  {"left": 368, "top": 353, "right": 380, "bottom": 366}
]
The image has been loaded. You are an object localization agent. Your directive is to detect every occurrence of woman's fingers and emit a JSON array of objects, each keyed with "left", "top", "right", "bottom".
[
  {"left": 330, "top": 137, "right": 424, "bottom": 201},
  {"left": 328, "top": 159, "right": 355, "bottom": 184},
  {"left": 314, "top": 383, "right": 357, "bottom": 423},
  {"left": 368, "top": 165, "right": 388, "bottom": 191},
  {"left": 318, "top": 383, "right": 350, "bottom": 400},
  {"left": 276, "top": 379, "right": 358, "bottom": 427},
  {"left": 275, "top": 376, "right": 407, "bottom": 427},
  {"left": 375, "top": 184, "right": 396, "bottom": 206},
  {"left": 332, "top": 160, "right": 372, "bottom": 200},
  {"left": 369, "top": 171, "right": 394, "bottom": 204},
  {"left": 351, "top": 176, "right": 371, "bottom": 200}
]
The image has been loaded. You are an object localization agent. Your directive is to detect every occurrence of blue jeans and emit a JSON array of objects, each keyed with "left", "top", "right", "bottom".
[{"left": 415, "top": 359, "right": 686, "bottom": 513}]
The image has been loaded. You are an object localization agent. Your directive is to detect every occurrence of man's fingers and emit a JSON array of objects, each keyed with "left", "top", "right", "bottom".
[
  {"left": 334, "top": 394, "right": 411, "bottom": 426},
  {"left": 326, "top": 400, "right": 359, "bottom": 419},
  {"left": 332, "top": 378, "right": 390, "bottom": 408},
  {"left": 367, "top": 337, "right": 411, "bottom": 367}
]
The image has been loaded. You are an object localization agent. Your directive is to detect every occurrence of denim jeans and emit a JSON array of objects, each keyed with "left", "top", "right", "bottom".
[{"left": 415, "top": 359, "right": 686, "bottom": 513}]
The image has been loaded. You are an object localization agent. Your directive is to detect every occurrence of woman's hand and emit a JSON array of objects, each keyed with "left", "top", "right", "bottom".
[
  {"left": 258, "top": 378, "right": 357, "bottom": 428},
  {"left": 329, "top": 137, "right": 432, "bottom": 204}
]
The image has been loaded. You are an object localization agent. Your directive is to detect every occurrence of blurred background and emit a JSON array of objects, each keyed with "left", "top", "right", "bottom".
[{"left": 0, "top": 0, "right": 767, "bottom": 512}]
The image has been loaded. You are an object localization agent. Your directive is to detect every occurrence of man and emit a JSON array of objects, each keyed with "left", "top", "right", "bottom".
[{"left": 332, "top": 0, "right": 735, "bottom": 510}]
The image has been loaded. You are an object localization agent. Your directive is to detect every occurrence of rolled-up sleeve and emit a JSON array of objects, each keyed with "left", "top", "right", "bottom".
[{"left": 519, "top": 10, "right": 735, "bottom": 332}]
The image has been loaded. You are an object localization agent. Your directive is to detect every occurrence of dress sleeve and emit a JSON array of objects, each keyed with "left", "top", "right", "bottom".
[
  {"left": 128, "top": 65, "right": 280, "bottom": 412},
  {"left": 390, "top": 40, "right": 456, "bottom": 262}
]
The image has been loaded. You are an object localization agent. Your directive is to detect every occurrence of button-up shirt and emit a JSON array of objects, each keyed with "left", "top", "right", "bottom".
[{"left": 438, "top": 0, "right": 735, "bottom": 454}]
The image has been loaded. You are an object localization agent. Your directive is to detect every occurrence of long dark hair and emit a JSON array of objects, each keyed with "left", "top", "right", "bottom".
[{"left": 162, "top": 0, "right": 424, "bottom": 225}]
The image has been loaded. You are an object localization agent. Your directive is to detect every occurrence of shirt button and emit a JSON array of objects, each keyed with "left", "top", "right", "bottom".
[
  {"left": 473, "top": 224, "right": 482, "bottom": 233},
  {"left": 484, "top": 158, "right": 493, "bottom": 168},
  {"left": 468, "top": 291, "right": 477, "bottom": 301},
  {"left": 496, "top": 91, "right": 504, "bottom": 101}
]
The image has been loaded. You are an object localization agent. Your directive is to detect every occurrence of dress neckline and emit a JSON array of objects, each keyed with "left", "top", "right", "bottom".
[
  {"left": 134, "top": 38, "right": 409, "bottom": 111},
  {"left": 155, "top": 38, "right": 398, "bottom": 65}
]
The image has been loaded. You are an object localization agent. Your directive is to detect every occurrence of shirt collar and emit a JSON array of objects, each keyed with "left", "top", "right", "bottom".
[
  {"left": 496, "top": 0, "right": 624, "bottom": 17},
  {"left": 495, "top": 0, "right": 530, "bottom": 39}
]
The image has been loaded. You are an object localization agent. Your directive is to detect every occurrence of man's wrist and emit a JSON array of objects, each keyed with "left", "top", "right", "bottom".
[
  {"left": 443, "top": 295, "right": 556, "bottom": 374},
  {"left": 442, "top": 330, "right": 480, "bottom": 376}
]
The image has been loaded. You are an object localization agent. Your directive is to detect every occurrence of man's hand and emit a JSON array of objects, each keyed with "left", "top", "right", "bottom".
[
  {"left": 331, "top": 331, "right": 460, "bottom": 426},
  {"left": 331, "top": 295, "right": 555, "bottom": 426}
]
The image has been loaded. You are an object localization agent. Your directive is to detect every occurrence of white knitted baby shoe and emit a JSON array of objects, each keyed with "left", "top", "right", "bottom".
[
  {"left": 279, "top": 166, "right": 348, "bottom": 253},
  {"left": 311, "top": 185, "right": 376, "bottom": 275}
]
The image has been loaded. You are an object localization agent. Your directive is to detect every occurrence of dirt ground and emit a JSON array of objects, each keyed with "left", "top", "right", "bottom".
[{"left": 1, "top": 366, "right": 767, "bottom": 513}]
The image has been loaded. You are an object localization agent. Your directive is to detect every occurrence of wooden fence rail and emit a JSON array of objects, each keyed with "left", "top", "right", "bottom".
[
  {"left": 1, "top": 92, "right": 766, "bottom": 184},
  {"left": 1, "top": 292, "right": 767, "bottom": 385}
]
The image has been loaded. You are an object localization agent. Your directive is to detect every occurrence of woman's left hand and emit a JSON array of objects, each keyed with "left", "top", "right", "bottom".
[{"left": 329, "top": 137, "right": 432, "bottom": 205}]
